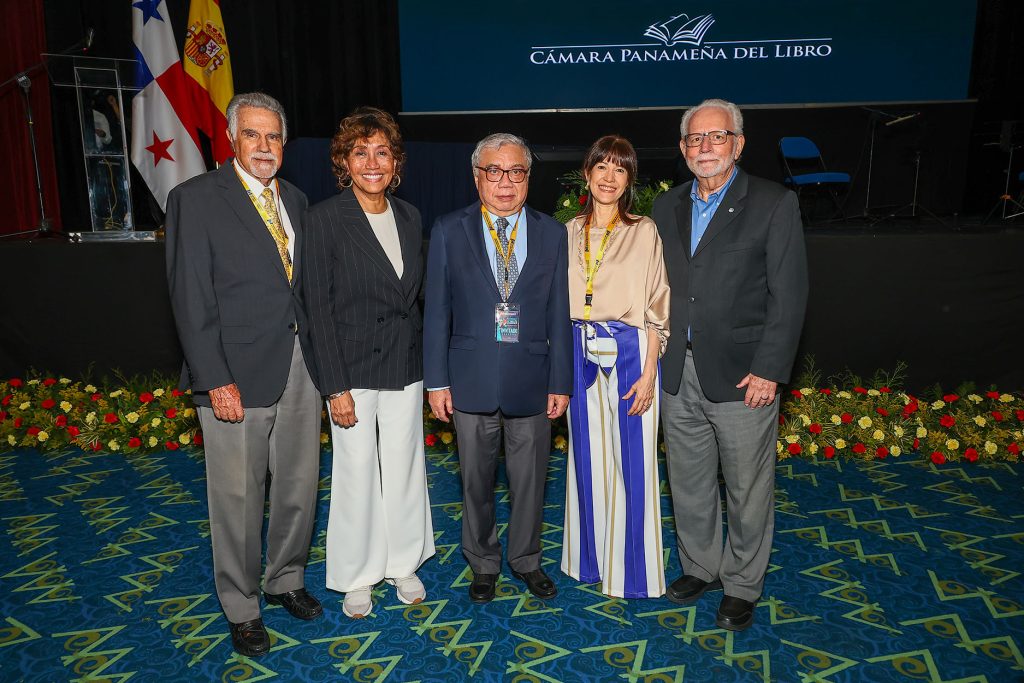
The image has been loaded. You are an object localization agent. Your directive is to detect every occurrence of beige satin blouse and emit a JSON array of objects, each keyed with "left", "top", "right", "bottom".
[{"left": 566, "top": 214, "right": 671, "bottom": 354}]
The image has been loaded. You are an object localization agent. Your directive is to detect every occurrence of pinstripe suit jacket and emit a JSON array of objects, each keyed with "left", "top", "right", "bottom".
[{"left": 303, "top": 189, "right": 424, "bottom": 394}]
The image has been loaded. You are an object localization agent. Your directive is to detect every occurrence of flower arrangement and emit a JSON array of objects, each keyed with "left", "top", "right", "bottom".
[{"left": 552, "top": 171, "right": 673, "bottom": 224}]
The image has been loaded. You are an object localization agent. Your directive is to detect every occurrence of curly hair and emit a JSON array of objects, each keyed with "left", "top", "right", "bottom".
[{"left": 330, "top": 107, "right": 406, "bottom": 191}]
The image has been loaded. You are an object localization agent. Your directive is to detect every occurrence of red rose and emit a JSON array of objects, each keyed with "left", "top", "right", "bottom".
[
  {"left": 820, "top": 388, "right": 832, "bottom": 395},
  {"left": 1, "top": 395, "right": 10, "bottom": 406},
  {"left": 171, "top": 388, "right": 184, "bottom": 397},
  {"left": 876, "top": 446, "right": 889, "bottom": 458},
  {"left": 986, "top": 391, "right": 1000, "bottom": 399},
  {"left": 991, "top": 411, "right": 1004, "bottom": 422},
  {"left": 55, "top": 415, "right": 67, "bottom": 427},
  {"left": 27, "top": 426, "right": 40, "bottom": 436},
  {"left": 8, "top": 378, "right": 22, "bottom": 388},
  {"left": 104, "top": 413, "right": 118, "bottom": 424},
  {"left": 194, "top": 433, "right": 203, "bottom": 446},
  {"left": 0, "top": 410, "right": 6, "bottom": 422},
  {"left": 424, "top": 434, "right": 438, "bottom": 446},
  {"left": 902, "top": 403, "right": 919, "bottom": 417},
  {"left": 165, "top": 408, "right": 177, "bottom": 418},
  {"left": 165, "top": 441, "right": 179, "bottom": 451},
  {"left": 91, "top": 393, "right": 101, "bottom": 401},
  {"left": 128, "top": 437, "right": 142, "bottom": 448},
  {"left": 809, "top": 423, "right": 822, "bottom": 434},
  {"left": 824, "top": 445, "right": 836, "bottom": 459},
  {"left": 578, "top": 194, "right": 588, "bottom": 205},
  {"left": 964, "top": 447, "right": 979, "bottom": 462},
  {"left": 852, "top": 443, "right": 867, "bottom": 454},
  {"left": 14, "top": 417, "right": 23, "bottom": 428},
  {"left": 1016, "top": 410, "right": 1024, "bottom": 421},
  {"left": 67, "top": 426, "right": 80, "bottom": 437},
  {"left": 943, "top": 394, "right": 959, "bottom": 403},
  {"left": 791, "top": 389, "right": 802, "bottom": 398},
  {"left": 1009, "top": 443, "right": 1021, "bottom": 456},
  {"left": 931, "top": 451, "right": 946, "bottom": 465},
  {"left": 854, "top": 387, "right": 867, "bottom": 394},
  {"left": 939, "top": 415, "right": 955, "bottom": 428},
  {"left": 913, "top": 438, "right": 920, "bottom": 450},
  {"left": 840, "top": 413, "right": 853, "bottom": 424},
  {"left": 875, "top": 407, "right": 889, "bottom": 417},
  {"left": 41, "top": 398, "right": 56, "bottom": 410},
  {"left": 42, "top": 378, "right": 56, "bottom": 387},
  {"left": 879, "top": 386, "right": 892, "bottom": 393},
  {"left": 787, "top": 443, "right": 802, "bottom": 454},
  {"left": 778, "top": 415, "right": 786, "bottom": 425},
  {"left": 91, "top": 441, "right": 101, "bottom": 451},
  {"left": 139, "top": 392, "right": 154, "bottom": 404}
]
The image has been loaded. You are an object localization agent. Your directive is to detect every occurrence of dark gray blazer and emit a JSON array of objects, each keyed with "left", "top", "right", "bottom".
[
  {"left": 652, "top": 168, "right": 808, "bottom": 402},
  {"left": 165, "top": 162, "right": 313, "bottom": 408},
  {"left": 302, "top": 189, "right": 424, "bottom": 394}
]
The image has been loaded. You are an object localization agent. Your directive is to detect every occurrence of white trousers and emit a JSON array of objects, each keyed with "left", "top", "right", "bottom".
[{"left": 325, "top": 380, "right": 435, "bottom": 592}]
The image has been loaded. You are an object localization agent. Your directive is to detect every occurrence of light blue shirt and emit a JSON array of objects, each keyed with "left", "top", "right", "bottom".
[
  {"left": 689, "top": 167, "right": 737, "bottom": 256},
  {"left": 482, "top": 207, "right": 528, "bottom": 286}
]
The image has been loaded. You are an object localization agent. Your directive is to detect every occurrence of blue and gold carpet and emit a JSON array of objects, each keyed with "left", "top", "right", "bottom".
[{"left": 1, "top": 442, "right": 1022, "bottom": 682}]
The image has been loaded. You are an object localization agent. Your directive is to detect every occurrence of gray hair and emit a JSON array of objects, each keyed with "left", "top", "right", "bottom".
[
  {"left": 471, "top": 133, "right": 532, "bottom": 173},
  {"left": 680, "top": 98, "right": 744, "bottom": 137},
  {"left": 226, "top": 92, "right": 289, "bottom": 142}
]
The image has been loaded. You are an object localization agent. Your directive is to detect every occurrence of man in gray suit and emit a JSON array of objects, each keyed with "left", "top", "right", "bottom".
[
  {"left": 652, "top": 98, "right": 808, "bottom": 631},
  {"left": 166, "top": 92, "right": 322, "bottom": 657}
]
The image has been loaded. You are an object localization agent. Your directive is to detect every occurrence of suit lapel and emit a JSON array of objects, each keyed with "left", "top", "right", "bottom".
[
  {"left": 217, "top": 163, "right": 290, "bottom": 283},
  {"left": 393, "top": 198, "right": 421, "bottom": 297},
  {"left": 675, "top": 181, "right": 694, "bottom": 262},
  {"left": 693, "top": 169, "right": 747, "bottom": 258},
  {"left": 461, "top": 202, "right": 501, "bottom": 300},
  {"left": 508, "top": 207, "right": 542, "bottom": 302},
  {"left": 339, "top": 190, "right": 404, "bottom": 290}
]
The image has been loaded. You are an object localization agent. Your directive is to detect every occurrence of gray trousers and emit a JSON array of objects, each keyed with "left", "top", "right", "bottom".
[
  {"left": 453, "top": 409, "right": 550, "bottom": 574},
  {"left": 197, "top": 338, "right": 321, "bottom": 622},
  {"left": 661, "top": 350, "right": 778, "bottom": 602}
]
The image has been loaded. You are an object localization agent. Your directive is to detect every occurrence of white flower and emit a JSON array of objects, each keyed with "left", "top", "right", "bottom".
[
  {"left": 562, "top": 199, "right": 570, "bottom": 208},
  {"left": 659, "top": 181, "right": 670, "bottom": 191}
]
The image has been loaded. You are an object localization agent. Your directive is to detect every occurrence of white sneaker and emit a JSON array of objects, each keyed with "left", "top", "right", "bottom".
[
  {"left": 342, "top": 586, "right": 373, "bottom": 618},
  {"left": 386, "top": 574, "right": 426, "bottom": 605}
]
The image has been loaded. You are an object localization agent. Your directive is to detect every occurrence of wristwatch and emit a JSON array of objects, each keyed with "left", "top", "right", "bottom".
[{"left": 328, "top": 391, "right": 348, "bottom": 400}]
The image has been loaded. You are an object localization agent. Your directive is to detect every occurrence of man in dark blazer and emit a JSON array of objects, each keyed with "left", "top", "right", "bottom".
[
  {"left": 166, "top": 92, "right": 322, "bottom": 657},
  {"left": 423, "top": 133, "right": 572, "bottom": 604},
  {"left": 652, "top": 99, "right": 808, "bottom": 632}
]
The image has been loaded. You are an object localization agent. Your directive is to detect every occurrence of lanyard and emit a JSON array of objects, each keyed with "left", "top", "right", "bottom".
[
  {"left": 234, "top": 165, "right": 283, "bottom": 236},
  {"left": 582, "top": 211, "right": 617, "bottom": 321},
  {"left": 482, "top": 206, "right": 521, "bottom": 300}
]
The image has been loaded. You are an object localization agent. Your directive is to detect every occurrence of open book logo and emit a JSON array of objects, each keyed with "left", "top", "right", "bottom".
[{"left": 644, "top": 12, "right": 715, "bottom": 46}]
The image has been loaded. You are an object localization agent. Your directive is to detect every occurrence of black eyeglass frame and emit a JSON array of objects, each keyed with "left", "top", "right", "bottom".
[
  {"left": 682, "top": 130, "right": 737, "bottom": 148},
  {"left": 475, "top": 166, "right": 529, "bottom": 183}
]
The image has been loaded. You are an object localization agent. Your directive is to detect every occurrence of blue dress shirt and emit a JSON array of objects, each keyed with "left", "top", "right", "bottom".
[
  {"left": 482, "top": 207, "right": 528, "bottom": 285},
  {"left": 689, "top": 167, "right": 738, "bottom": 256}
]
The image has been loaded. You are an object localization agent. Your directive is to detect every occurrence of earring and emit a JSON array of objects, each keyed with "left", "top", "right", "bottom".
[
  {"left": 389, "top": 174, "right": 401, "bottom": 191},
  {"left": 340, "top": 176, "right": 353, "bottom": 188}
]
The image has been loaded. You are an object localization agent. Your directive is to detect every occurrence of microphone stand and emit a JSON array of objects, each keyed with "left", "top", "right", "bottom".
[{"left": 859, "top": 107, "right": 903, "bottom": 219}]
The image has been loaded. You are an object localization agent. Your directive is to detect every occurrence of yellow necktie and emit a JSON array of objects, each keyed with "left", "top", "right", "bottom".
[{"left": 260, "top": 188, "right": 293, "bottom": 282}]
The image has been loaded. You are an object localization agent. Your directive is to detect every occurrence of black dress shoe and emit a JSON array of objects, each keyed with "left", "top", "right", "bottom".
[
  {"left": 716, "top": 595, "right": 756, "bottom": 631},
  {"left": 264, "top": 588, "right": 323, "bottom": 620},
  {"left": 666, "top": 575, "right": 722, "bottom": 605},
  {"left": 511, "top": 568, "right": 557, "bottom": 600},
  {"left": 229, "top": 618, "right": 270, "bottom": 657},
  {"left": 469, "top": 572, "right": 498, "bottom": 604}
]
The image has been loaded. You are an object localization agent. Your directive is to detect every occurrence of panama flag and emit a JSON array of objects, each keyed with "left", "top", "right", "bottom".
[
  {"left": 183, "top": 0, "right": 234, "bottom": 164},
  {"left": 130, "top": 0, "right": 207, "bottom": 211}
]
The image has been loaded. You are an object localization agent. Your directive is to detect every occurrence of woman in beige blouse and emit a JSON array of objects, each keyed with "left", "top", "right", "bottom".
[{"left": 561, "top": 135, "right": 670, "bottom": 598}]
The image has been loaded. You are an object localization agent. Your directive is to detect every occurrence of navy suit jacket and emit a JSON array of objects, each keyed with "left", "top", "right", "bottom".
[{"left": 423, "top": 202, "right": 572, "bottom": 416}]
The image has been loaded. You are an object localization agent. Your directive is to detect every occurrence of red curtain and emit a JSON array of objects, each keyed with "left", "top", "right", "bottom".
[{"left": 0, "top": 0, "right": 61, "bottom": 235}]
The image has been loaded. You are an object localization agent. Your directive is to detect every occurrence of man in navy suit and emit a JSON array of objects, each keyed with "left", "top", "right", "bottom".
[{"left": 423, "top": 133, "right": 572, "bottom": 604}]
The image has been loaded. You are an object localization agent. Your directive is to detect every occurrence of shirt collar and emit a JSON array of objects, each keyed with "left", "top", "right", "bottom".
[
  {"left": 482, "top": 206, "right": 526, "bottom": 227},
  {"left": 689, "top": 166, "right": 738, "bottom": 205},
  {"left": 233, "top": 159, "right": 277, "bottom": 199}
]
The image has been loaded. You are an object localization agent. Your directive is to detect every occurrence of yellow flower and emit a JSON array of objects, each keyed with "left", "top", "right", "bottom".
[
  {"left": 59, "top": 377, "right": 72, "bottom": 385},
  {"left": 151, "top": 418, "right": 162, "bottom": 427},
  {"left": 86, "top": 412, "right": 97, "bottom": 425},
  {"left": 799, "top": 414, "right": 811, "bottom": 426},
  {"left": 319, "top": 432, "right": 329, "bottom": 444},
  {"left": 830, "top": 414, "right": 841, "bottom": 425},
  {"left": 18, "top": 401, "right": 30, "bottom": 410},
  {"left": 872, "top": 429, "right": 884, "bottom": 441},
  {"left": 835, "top": 439, "right": 847, "bottom": 449},
  {"left": 126, "top": 412, "right": 140, "bottom": 424},
  {"left": 967, "top": 394, "right": 982, "bottom": 403},
  {"left": 894, "top": 425, "right": 904, "bottom": 437},
  {"left": 59, "top": 401, "right": 72, "bottom": 412},
  {"left": 7, "top": 435, "right": 15, "bottom": 446},
  {"left": 153, "top": 388, "right": 165, "bottom": 397},
  {"left": 809, "top": 443, "right": 819, "bottom": 454},
  {"left": 179, "top": 433, "right": 191, "bottom": 445},
  {"left": 659, "top": 181, "right": 671, "bottom": 191},
  {"left": 916, "top": 427, "right": 927, "bottom": 438},
  {"left": 109, "top": 389, "right": 123, "bottom": 398},
  {"left": 776, "top": 441, "right": 783, "bottom": 454},
  {"left": 857, "top": 416, "right": 872, "bottom": 429},
  {"left": 148, "top": 436, "right": 158, "bottom": 447},
  {"left": 440, "top": 431, "right": 454, "bottom": 444},
  {"left": 27, "top": 379, "right": 39, "bottom": 386},
  {"left": 85, "top": 384, "right": 97, "bottom": 393},
  {"left": 931, "top": 400, "right": 945, "bottom": 409},
  {"left": 562, "top": 199, "right": 571, "bottom": 208},
  {"left": 37, "top": 431, "right": 49, "bottom": 442},
  {"left": 837, "top": 391, "right": 851, "bottom": 399},
  {"left": 108, "top": 440, "right": 120, "bottom": 451},
  {"left": 891, "top": 446, "right": 902, "bottom": 456},
  {"left": 984, "top": 441, "right": 998, "bottom": 454},
  {"left": 973, "top": 416, "right": 986, "bottom": 427},
  {"left": 799, "top": 388, "right": 813, "bottom": 395},
  {"left": 867, "top": 389, "right": 880, "bottom": 397},
  {"left": 554, "top": 435, "right": 567, "bottom": 451},
  {"left": 785, "top": 434, "right": 799, "bottom": 444},
  {"left": 945, "top": 439, "right": 959, "bottom": 451},
  {"left": 999, "top": 394, "right": 1014, "bottom": 403},
  {"left": 183, "top": 408, "right": 196, "bottom": 418}
]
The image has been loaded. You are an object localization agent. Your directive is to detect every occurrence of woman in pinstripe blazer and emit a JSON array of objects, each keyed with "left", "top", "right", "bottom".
[{"left": 303, "top": 108, "right": 434, "bottom": 619}]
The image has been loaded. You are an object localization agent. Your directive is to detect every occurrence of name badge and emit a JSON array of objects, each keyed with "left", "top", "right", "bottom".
[{"left": 495, "top": 303, "right": 520, "bottom": 343}]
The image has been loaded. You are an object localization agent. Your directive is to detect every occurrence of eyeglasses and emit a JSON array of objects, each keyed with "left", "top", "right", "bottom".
[
  {"left": 476, "top": 166, "right": 528, "bottom": 183},
  {"left": 683, "top": 130, "right": 736, "bottom": 148}
]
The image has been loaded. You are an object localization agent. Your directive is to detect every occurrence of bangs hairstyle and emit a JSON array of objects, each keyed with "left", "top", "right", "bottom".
[
  {"left": 330, "top": 106, "right": 406, "bottom": 190},
  {"left": 578, "top": 135, "right": 640, "bottom": 226}
]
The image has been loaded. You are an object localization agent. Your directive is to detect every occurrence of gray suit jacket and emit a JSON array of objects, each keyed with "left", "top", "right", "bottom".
[
  {"left": 165, "top": 163, "right": 313, "bottom": 407},
  {"left": 302, "top": 189, "right": 425, "bottom": 394},
  {"left": 652, "top": 168, "right": 808, "bottom": 402}
]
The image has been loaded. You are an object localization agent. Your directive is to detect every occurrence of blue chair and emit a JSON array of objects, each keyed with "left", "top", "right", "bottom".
[{"left": 779, "top": 136, "right": 851, "bottom": 221}]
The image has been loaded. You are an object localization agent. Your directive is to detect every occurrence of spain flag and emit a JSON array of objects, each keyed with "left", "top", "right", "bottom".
[{"left": 182, "top": 0, "right": 233, "bottom": 164}]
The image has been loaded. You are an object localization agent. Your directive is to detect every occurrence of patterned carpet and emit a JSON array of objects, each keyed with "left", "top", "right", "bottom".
[{"left": 1, "top": 436, "right": 1023, "bottom": 682}]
